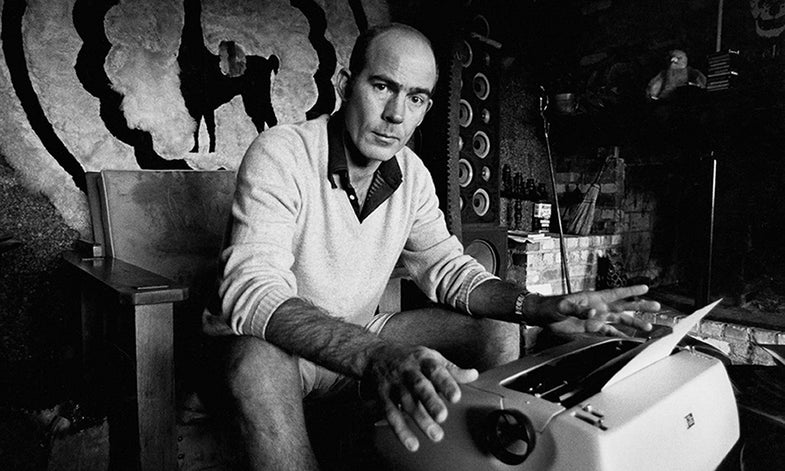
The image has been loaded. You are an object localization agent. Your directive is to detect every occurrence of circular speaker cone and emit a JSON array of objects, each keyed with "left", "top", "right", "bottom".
[
  {"left": 472, "top": 188, "right": 490, "bottom": 217},
  {"left": 481, "top": 108, "right": 491, "bottom": 123},
  {"left": 465, "top": 239, "right": 498, "bottom": 275},
  {"left": 458, "top": 159, "right": 473, "bottom": 188},
  {"left": 471, "top": 14, "right": 490, "bottom": 37},
  {"left": 472, "top": 131, "right": 490, "bottom": 159},
  {"left": 458, "top": 99, "right": 473, "bottom": 128},
  {"left": 481, "top": 166, "right": 491, "bottom": 181},
  {"left": 457, "top": 135, "right": 464, "bottom": 151},
  {"left": 473, "top": 72, "right": 490, "bottom": 100},
  {"left": 459, "top": 196, "right": 465, "bottom": 210},
  {"left": 457, "top": 40, "right": 473, "bottom": 68}
]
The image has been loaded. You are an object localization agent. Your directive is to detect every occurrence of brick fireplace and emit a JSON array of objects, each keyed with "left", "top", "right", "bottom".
[
  {"left": 506, "top": 233, "right": 623, "bottom": 295},
  {"left": 502, "top": 152, "right": 784, "bottom": 366}
]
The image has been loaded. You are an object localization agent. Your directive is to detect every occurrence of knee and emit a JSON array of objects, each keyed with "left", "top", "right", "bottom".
[
  {"left": 221, "top": 336, "right": 299, "bottom": 401},
  {"left": 472, "top": 320, "right": 520, "bottom": 371}
]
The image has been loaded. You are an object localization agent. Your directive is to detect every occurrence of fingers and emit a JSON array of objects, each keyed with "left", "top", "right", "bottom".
[
  {"left": 382, "top": 393, "right": 421, "bottom": 452},
  {"left": 564, "top": 286, "right": 660, "bottom": 317},
  {"left": 399, "top": 388, "right": 444, "bottom": 442},
  {"left": 611, "top": 299, "right": 661, "bottom": 314},
  {"left": 603, "top": 286, "right": 660, "bottom": 313},
  {"left": 374, "top": 349, "right": 474, "bottom": 452},
  {"left": 593, "top": 322, "right": 627, "bottom": 337},
  {"left": 614, "top": 311, "right": 653, "bottom": 331},
  {"left": 444, "top": 364, "right": 479, "bottom": 387},
  {"left": 592, "top": 310, "right": 650, "bottom": 328},
  {"left": 407, "top": 368, "right": 449, "bottom": 422},
  {"left": 604, "top": 284, "right": 649, "bottom": 300}
]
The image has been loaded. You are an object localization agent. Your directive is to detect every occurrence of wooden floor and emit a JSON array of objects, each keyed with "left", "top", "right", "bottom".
[
  {"left": 40, "top": 397, "right": 785, "bottom": 471},
  {"left": 44, "top": 402, "right": 380, "bottom": 471},
  {"left": 27, "top": 310, "right": 785, "bottom": 470},
  {"left": 47, "top": 422, "right": 109, "bottom": 471}
]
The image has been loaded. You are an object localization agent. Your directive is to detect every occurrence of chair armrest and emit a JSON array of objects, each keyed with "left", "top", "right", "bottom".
[{"left": 63, "top": 250, "right": 188, "bottom": 305}]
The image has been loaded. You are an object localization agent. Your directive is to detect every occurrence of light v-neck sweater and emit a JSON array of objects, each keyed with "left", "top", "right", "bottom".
[{"left": 209, "top": 114, "right": 495, "bottom": 339}]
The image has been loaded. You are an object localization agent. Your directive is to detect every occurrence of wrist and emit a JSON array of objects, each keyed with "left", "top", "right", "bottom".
[{"left": 514, "top": 291, "right": 540, "bottom": 325}]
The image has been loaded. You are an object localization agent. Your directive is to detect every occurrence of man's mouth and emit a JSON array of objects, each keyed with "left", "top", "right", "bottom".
[{"left": 372, "top": 132, "right": 399, "bottom": 143}]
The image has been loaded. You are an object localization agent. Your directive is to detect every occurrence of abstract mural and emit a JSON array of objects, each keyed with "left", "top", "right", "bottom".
[{"left": 0, "top": 0, "right": 389, "bottom": 235}]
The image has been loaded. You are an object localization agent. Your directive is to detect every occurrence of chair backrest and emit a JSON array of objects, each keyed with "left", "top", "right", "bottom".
[{"left": 87, "top": 169, "right": 236, "bottom": 287}]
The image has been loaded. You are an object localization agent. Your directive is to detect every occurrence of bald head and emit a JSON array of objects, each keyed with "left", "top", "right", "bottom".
[{"left": 349, "top": 23, "right": 439, "bottom": 86}]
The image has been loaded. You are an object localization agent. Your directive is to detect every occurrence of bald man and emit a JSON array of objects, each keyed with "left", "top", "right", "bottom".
[{"left": 206, "top": 23, "right": 659, "bottom": 470}]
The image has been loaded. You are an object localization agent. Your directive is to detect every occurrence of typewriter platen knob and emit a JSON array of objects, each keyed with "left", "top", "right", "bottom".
[{"left": 483, "top": 409, "right": 536, "bottom": 465}]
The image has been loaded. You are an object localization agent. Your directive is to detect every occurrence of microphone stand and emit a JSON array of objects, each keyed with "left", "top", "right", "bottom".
[{"left": 540, "top": 88, "right": 572, "bottom": 294}]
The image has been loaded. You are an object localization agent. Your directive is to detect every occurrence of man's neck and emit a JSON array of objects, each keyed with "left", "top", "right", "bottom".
[{"left": 344, "top": 134, "right": 383, "bottom": 183}]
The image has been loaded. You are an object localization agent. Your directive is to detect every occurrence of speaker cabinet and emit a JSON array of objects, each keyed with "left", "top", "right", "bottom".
[
  {"left": 454, "top": 18, "right": 506, "bottom": 278},
  {"left": 456, "top": 35, "right": 500, "bottom": 226},
  {"left": 462, "top": 223, "right": 508, "bottom": 279},
  {"left": 416, "top": 13, "right": 507, "bottom": 279}
]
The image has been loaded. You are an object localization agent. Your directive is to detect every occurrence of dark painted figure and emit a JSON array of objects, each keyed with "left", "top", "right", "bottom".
[{"left": 178, "top": 0, "right": 279, "bottom": 153}]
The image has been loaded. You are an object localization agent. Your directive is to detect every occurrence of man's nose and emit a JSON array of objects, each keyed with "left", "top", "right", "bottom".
[{"left": 382, "top": 94, "right": 405, "bottom": 124}]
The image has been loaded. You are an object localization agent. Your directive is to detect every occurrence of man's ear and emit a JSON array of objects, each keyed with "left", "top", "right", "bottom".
[
  {"left": 415, "top": 98, "right": 434, "bottom": 127},
  {"left": 337, "top": 69, "right": 352, "bottom": 101}
]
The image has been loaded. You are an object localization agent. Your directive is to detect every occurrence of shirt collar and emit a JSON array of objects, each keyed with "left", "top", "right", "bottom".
[{"left": 327, "top": 112, "right": 347, "bottom": 188}]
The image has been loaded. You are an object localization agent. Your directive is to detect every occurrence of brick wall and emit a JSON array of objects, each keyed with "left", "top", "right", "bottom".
[
  {"left": 506, "top": 230, "right": 784, "bottom": 366},
  {"left": 507, "top": 234, "right": 622, "bottom": 295},
  {"left": 556, "top": 150, "right": 625, "bottom": 235},
  {"left": 555, "top": 154, "right": 662, "bottom": 282},
  {"left": 637, "top": 309, "right": 785, "bottom": 366}
]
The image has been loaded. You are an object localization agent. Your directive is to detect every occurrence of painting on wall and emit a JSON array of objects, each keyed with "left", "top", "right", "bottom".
[{"left": 0, "top": 0, "right": 389, "bottom": 235}]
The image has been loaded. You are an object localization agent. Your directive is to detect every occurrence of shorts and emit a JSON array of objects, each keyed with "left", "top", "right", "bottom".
[{"left": 299, "top": 311, "right": 398, "bottom": 400}]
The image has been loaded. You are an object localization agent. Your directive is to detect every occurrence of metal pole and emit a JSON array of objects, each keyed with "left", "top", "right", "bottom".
[
  {"left": 540, "top": 90, "right": 572, "bottom": 294},
  {"left": 716, "top": 0, "right": 724, "bottom": 52},
  {"left": 699, "top": 156, "right": 717, "bottom": 306}
]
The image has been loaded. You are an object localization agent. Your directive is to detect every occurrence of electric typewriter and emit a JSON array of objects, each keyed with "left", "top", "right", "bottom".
[{"left": 374, "top": 302, "right": 739, "bottom": 471}]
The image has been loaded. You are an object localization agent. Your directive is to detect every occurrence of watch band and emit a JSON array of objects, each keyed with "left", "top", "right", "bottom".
[{"left": 514, "top": 291, "right": 530, "bottom": 325}]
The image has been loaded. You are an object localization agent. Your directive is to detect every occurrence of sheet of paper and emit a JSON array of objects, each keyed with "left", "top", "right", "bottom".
[{"left": 603, "top": 299, "right": 722, "bottom": 390}]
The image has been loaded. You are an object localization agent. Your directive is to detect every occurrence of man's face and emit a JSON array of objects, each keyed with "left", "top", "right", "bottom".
[{"left": 341, "top": 30, "right": 436, "bottom": 163}]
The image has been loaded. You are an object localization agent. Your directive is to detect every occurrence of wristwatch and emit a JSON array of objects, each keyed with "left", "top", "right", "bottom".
[{"left": 514, "top": 291, "right": 528, "bottom": 325}]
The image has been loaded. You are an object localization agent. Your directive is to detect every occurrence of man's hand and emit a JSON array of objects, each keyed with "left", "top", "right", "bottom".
[
  {"left": 539, "top": 285, "right": 660, "bottom": 337},
  {"left": 363, "top": 343, "right": 478, "bottom": 452}
]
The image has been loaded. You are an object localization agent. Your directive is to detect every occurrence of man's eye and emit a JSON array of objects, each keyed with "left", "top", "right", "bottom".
[
  {"left": 373, "top": 83, "right": 388, "bottom": 91},
  {"left": 409, "top": 95, "right": 425, "bottom": 106}
]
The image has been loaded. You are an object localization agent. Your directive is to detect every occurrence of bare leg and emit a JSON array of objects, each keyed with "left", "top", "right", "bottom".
[
  {"left": 217, "top": 336, "right": 319, "bottom": 471},
  {"left": 377, "top": 307, "right": 520, "bottom": 372}
]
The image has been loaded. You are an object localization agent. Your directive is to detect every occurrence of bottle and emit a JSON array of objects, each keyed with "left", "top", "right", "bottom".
[
  {"left": 533, "top": 183, "right": 552, "bottom": 233},
  {"left": 524, "top": 178, "right": 536, "bottom": 201},
  {"left": 536, "top": 183, "right": 549, "bottom": 202},
  {"left": 513, "top": 173, "right": 523, "bottom": 196},
  {"left": 502, "top": 165, "right": 512, "bottom": 194}
]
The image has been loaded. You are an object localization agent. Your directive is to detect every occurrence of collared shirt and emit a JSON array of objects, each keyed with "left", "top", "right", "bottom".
[{"left": 326, "top": 112, "right": 402, "bottom": 222}]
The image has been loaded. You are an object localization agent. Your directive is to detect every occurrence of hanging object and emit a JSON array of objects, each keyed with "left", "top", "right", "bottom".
[
  {"left": 565, "top": 154, "right": 613, "bottom": 236},
  {"left": 646, "top": 50, "right": 707, "bottom": 101}
]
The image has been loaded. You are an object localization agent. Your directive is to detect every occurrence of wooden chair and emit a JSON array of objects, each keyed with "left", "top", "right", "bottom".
[
  {"left": 64, "top": 169, "right": 236, "bottom": 470},
  {"left": 65, "top": 169, "right": 401, "bottom": 470}
]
